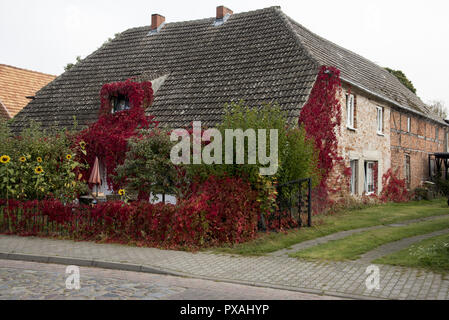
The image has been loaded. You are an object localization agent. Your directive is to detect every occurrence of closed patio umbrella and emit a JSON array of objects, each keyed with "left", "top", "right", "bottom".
[{"left": 88, "top": 157, "right": 101, "bottom": 197}]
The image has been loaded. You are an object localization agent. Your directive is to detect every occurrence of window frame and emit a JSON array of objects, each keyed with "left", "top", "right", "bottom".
[
  {"left": 407, "top": 117, "right": 411, "bottom": 133},
  {"left": 111, "top": 95, "right": 131, "bottom": 114},
  {"left": 346, "top": 94, "right": 355, "bottom": 130},
  {"left": 446, "top": 132, "right": 449, "bottom": 152},
  {"left": 365, "top": 161, "right": 375, "bottom": 195},
  {"left": 350, "top": 160, "right": 359, "bottom": 195},
  {"left": 376, "top": 106, "right": 384, "bottom": 135},
  {"left": 405, "top": 155, "right": 411, "bottom": 190}
]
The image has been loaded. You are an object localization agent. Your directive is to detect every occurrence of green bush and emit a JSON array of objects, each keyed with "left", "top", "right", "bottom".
[
  {"left": 188, "top": 101, "right": 319, "bottom": 185},
  {"left": 435, "top": 177, "right": 449, "bottom": 197},
  {"left": 185, "top": 101, "right": 320, "bottom": 217},
  {"left": 0, "top": 120, "right": 88, "bottom": 202}
]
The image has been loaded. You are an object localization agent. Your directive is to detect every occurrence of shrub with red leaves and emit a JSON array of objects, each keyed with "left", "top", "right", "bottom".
[
  {"left": 380, "top": 169, "right": 411, "bottom": 203},
  {"left": 0, "top": 176, "right": 261, "bottom": 249}
]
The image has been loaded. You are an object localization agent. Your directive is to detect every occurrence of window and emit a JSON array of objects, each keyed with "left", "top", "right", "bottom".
[
  {"left": 405, "top": 155, "right": 411, "bottom": 189},
  {"left": 346, "top": 94, "right": 355, "bottom": 129},
  {"left": 350, "top": 160, "right": 359, "bottom": 195},
  {"left": 446, "top": 132, "right": 449, "bottom": 152},
  {"left": 364, "top": 161, "right": 376, "bottom": 195},
  {"left": 407, "top": 117, "right": 411, "bottom": 133},
  {"left": 111, "top": 95, "right": 130, "bottom": 113},
  {"left": 376, "top": 107, "right": 384, "bottom": 134},
  {"left": 436, "top": 126, "right": 439, "bottom": 141}
]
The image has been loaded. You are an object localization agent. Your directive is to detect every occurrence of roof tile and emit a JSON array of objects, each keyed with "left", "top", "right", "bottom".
[{"left": 0, "top": 64, "right": 56, "bottom": 118}]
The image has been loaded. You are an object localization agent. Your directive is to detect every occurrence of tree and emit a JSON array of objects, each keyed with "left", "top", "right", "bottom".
[
  {"left": 115, "top": 129, "right": 182, "bottom": 200},
  {"left": 385, "top": 67, "right": 417, "bottom": 94},
  {"left": 428, "top": 100, "right": 448, "bottom": 119},
  {"left": 64, "top": 56, "right": 82, "bottom": 72}
]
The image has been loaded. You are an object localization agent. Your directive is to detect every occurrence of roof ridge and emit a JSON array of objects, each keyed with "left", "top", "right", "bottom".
[
  {"left": 272, "top": 7, "right": 319, "bottom": 109},
  {"left": 129, "top": 6, "right": 283, "bottom": 29},
  {"left": 0, "top": 64, "right": 57, "bottom": 78},
  {"left": 275, "top": 10, "right": 321, "bottom": 69}
]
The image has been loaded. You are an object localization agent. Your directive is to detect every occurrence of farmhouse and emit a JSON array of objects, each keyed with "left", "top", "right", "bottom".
[{"left": 10, "top": 6, "right": 449, "bottom": 195}]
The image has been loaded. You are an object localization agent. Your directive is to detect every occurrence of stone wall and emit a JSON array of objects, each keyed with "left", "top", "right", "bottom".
[{"left": 332, "top": 85, "right": 391, "bottom": 196}]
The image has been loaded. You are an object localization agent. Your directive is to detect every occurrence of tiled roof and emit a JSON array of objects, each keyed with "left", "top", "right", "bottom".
[
  {"left": 10, "top": 6, "right": 446, "bottom": 131},
  {"left": 283, "top": 14, "right": 446, "bottom": 124},
  {"left": 0, "top": 64, "right": 56, "bottom": 118},
  {"left": 11, "top": 7, "right": 318, "bottom": 131}
]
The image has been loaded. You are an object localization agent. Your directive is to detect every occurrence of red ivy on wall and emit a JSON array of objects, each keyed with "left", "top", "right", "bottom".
[
  {"left": 100, "top": 79, "right": 154, "bottom": 115},
  {"left": 76, "top": 80, "right": 158, "bottom": 190},
  {"left": 299, "top": 66, "right": 343, "bottom": 212},
  {"left": 380, "top": 169, "right": 411, "bottom": 203}
]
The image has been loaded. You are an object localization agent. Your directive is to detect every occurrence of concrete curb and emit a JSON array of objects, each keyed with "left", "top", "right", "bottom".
[{"left": 0, "top": 251, "right": 385, "bottom": 300}]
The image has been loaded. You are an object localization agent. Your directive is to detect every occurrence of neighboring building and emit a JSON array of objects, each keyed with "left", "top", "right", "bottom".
[
  {"left": 10, "top": 6, "right": 449, "bottom": 194},
  {"left": 0, "top": 64, "right": 56, "bottom": 120}
]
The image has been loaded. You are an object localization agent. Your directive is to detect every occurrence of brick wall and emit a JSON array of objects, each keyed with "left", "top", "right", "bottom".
[
  {"left": 390, "top": 109, "right": 448, "bottom": 190},
  {"left": 329, "top": 83, "right": 448, "bottom": 196}
]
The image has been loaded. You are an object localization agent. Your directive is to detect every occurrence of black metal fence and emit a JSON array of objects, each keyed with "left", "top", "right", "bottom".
[{"left": 275, "top": 178, "right": 312, "bottom": 228}]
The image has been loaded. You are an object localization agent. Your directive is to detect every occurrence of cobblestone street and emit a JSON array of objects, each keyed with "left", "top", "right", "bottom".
[
  {"left": 1, "top": 235, "right": 449, "bottom": 300},
  {"left": 0, "top": 260, "right": 336, "bottom": 300}
]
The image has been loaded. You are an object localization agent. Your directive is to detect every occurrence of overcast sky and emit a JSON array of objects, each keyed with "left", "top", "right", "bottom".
[{"left": 1, "top": 0, "right": 448, "bottom": 107}]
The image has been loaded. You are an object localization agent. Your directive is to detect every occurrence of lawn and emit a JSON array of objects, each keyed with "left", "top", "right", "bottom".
[
  {"left": 290, "top": 216, "right": 449, "bottom": 261},
  {"left": 375, "top": 233, "right": 449, "bottom": 274},
  {"left": 214, "top": 199, "right": 449, "bottom": 256}
]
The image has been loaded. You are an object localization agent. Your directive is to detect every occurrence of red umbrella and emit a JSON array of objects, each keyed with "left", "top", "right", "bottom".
[{"left": 88, "top": 157, "right": 101, "bottom": 197}]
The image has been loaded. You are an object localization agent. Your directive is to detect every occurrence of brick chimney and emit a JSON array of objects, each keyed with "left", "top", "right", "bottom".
[
  {"left": 216, "top": 6, "right": 233, "bottom": 20},
  {"left": 151, "top": 14, "right": 165, "bottom": 30}
]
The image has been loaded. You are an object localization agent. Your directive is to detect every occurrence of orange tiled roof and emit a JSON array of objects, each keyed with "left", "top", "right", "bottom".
[{"left": 0, "top": 64, "right": 56, "bottom": 118}]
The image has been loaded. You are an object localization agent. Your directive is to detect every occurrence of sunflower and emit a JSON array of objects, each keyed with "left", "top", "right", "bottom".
[
  {"left": 66, "top": 154, "right": 73, "bottom": 160},
  {"left": 19, "top": 156, "right": 27, "bottom": 163},
  {"left": 0, "top": 155, "right": 11, "bottom": 164},
  {"left": 35, "top": 166, "right": 44, "bottom": 174},
  {"left": 37, "top": 157, "right": 43, "bottom": 163},
  {"left": 118, "top": 189, "right": 126, "bottom": 196},
  {"left": 79, "top": 141, "right": 87, "bottom": 149}
]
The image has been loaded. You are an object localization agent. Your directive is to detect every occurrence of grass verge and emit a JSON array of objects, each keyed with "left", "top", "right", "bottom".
[
  {"left": 290, "top": 216, "right": 449, "bottom": 261},
  {"left": 213, "top": 199, "right": 449, "bottom": 256},
  {"left": 375, "top": 233, "right": 449, "bottom": 274}
]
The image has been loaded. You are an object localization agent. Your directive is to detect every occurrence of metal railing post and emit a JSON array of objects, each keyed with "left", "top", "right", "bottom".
[
  {"left": 308, "top": 178, "right": 312, "bottom": 227},
  {"left": 297, "top": 181, "right": 302, "bottom": 227}
]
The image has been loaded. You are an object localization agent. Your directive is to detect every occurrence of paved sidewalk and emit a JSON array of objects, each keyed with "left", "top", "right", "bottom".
[{"left": 0, "top": 235, "right": 448, "bottom": 300}]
